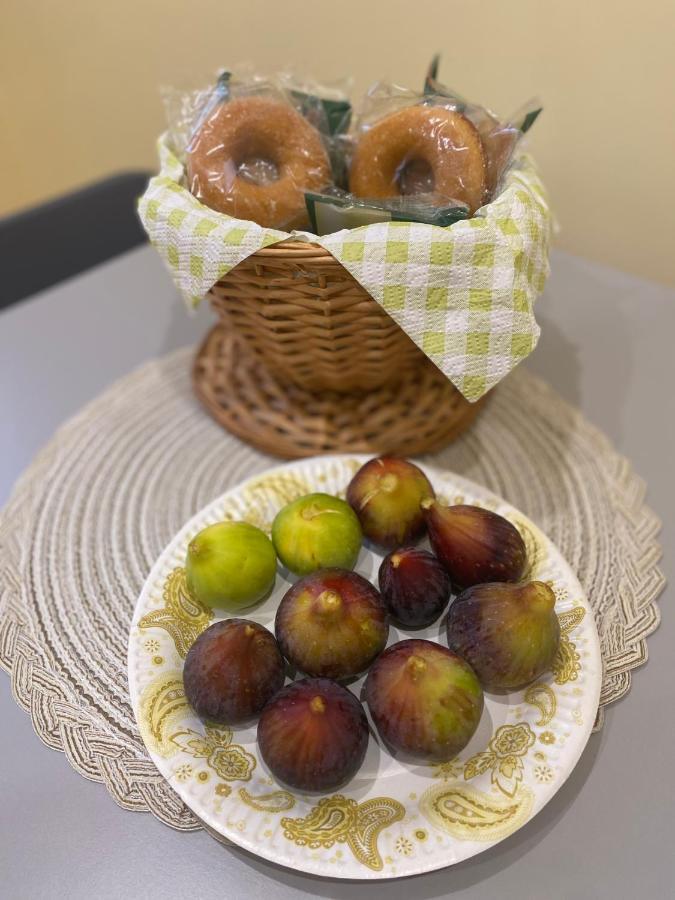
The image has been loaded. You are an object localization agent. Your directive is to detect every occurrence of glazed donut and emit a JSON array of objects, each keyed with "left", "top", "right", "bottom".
[
  {"left": 349, "top": 106, "right": 486, "bottom": 214},
  {"left": 187, "top": 96, "right": 331, "bottom": 229}
]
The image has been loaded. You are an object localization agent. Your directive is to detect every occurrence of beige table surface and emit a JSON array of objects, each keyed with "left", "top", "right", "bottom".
[{"left": 0, "top": 246, "right": 672, "bottom": 899}]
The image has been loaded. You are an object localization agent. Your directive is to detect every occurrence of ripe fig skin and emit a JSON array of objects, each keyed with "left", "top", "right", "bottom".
[
  {"left": 186, "top": 521, "right": 277, "bottom": 611},
  {"left": 257, "top": 677, "right": 369, "bottom": 792},
  {"left": 183, "top": 619, "right": 285, "bottom": 724},
  {"left": 346, "top": 457, "right": 435, "bottom": 550},
  {"left": 423, "top": 502, "right": 527, "bottom": 589},
  {"left": 271, "top": 493, "right": 362, "bottom": 576},
  {"left": 365, "top": 639, "right": 484, "bottom": 762},
  {"left": 446, "top": 581, "right": 561, "bottom": 692},
  {"left": 275, "top": 568, "right": 389, "bottom": 679},
  {"left": 378, "top": 548, "right": 452, "bottom": 628}
]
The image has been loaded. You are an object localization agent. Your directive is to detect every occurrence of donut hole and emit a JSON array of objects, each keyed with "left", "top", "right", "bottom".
[
  {"left": 236, "top": 155, "right": 280, "bottom": 185},
  {"left": 395, "top": 157, "right": 434, "bottom": 196}
]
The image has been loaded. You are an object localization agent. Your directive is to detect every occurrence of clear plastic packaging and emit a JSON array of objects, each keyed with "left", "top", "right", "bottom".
[
  {"left": 277, "top": 71, "right": 353, "bottom": 191},
  {"left": 161, "top": 64, "right": 542, "bottom": 233},
  {"left": 277, "top": 70, "right": 353, "bottom": 136},
  {"left": 169, "top": 70, "right": 338, "bottom": 230},
  {"left": 424, "top": 55, "right": 542, "bottom": 197},
  {"left": 305, "top": 188, "right": 469, "bottom": 234},
  {"left": 347, "top": 81, "right": 488, "bottom": 215}
]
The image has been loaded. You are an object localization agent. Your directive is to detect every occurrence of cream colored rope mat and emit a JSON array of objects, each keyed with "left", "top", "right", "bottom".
[{"left": 0, "top": 348, "right": 663, "bottom": 831}]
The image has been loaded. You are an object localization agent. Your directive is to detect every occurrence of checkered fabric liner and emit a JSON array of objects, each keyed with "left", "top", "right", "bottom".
[{"left": 139, "top": 134, "right": 552, "bottom": 401}]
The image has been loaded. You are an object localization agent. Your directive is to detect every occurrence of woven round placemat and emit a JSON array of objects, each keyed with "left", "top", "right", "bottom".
[{"left": 0, "top": 348, "right": 663, "bottom": 832}]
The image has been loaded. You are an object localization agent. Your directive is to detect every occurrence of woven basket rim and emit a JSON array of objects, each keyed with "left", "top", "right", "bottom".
[{"left": 255, "top": 240, "right": 329, "bottom": 258}]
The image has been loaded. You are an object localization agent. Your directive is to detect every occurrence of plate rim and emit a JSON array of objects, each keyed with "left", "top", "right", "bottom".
[{"left": 127, "top": 453, "right": 602, "bottom": 880}]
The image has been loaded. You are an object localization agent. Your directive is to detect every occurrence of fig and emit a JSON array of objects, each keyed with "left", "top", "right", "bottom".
[
  {"left": 257, "top": 677, "right": 369, "bottom": 791},
  {"left": 271, "top": 493, "right": 362, "bottom": 576},
  {"left": 365, "top": 639, "right": 483, "bottom": 762},
  {"left": 183, "top": 619, "right": 285, "bottom": 724},
  {"left": 423, "top": 501, "right": 526, "bottom": 589},
  {"left": 346, "top": 457, "right": 435, "bottom": 550},
  {"left": 275, "top": 568, "right": 388, "bottom": 679},
  {"left": 378, "top": 547, "right": 451, "bottom": 628},
  {"left": 445, "top": 581, "right": 560, "bottom": 692},
  {"left": 186, "top": 521, "right": 277, "bottom": 611}
]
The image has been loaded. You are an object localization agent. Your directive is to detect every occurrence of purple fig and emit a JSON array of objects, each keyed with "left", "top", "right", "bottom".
[
  {"left": 378, "top": 547, "right": 451, "bottom": 627},
  {"left": 346, "top": 457, "right": 435, "bottom": 549},
  {"left": 446, "top": 581, "right": 560, "bottom": 691},
  {"left": 423, "top": 501, "right": 526, "bottom": 588},
  {"left": 275, "top": 568, "right": 388, "bottom": 679},
  {"left": 365, "top": 639, "right": 483, "bottom": 762},
  {"left": 257, "top": 678, "right": 368, "bottom": 791},
  {"left": 183, "top": 619, "right": 285, "bottom": 724}
]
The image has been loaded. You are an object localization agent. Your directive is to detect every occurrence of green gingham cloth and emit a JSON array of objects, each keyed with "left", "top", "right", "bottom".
[{"left": 139, "top": 134, "right": 552, "bottom": 401}]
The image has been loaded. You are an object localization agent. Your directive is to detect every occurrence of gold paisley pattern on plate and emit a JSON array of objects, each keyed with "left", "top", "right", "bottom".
[
  {"left": 533, "top": 764, "right": 554, "bottom": 783},
  {"left": 420, "top": 783, "right": 534, "bottom": 842},
  {"left": 137, "top": 671, "right": 189, "bottom": 757},
  {"left": 249, "top": 472, "right": 311, "bottom": 505},
  {"left": 552, "top": 606, "right": 586, "bottom": 684},
  {"left": 394, "top": 837, "right": 413, "bottom": 856},
  {"left": 433, "top": 759, "right": 462, "bottom": 781},
  {"left": 464, "top": 723, "right": 535, "bottom": 798},
  {"left": 512, "top": 516, "right": 547, "bottom": 579},
  {"left": 550, "top": 583, "right": 569, "bottom": 604},
  {"left": 170, "top": 726, "right": 256, "bottom": 782},
  {"left": 138, "top": 567, "right": 212, "bottom": 658},
  {"left": 524, "top": 682, "right": 557, "bottom": 726},
  {"left": 281, "top": 795, "right": 405, "bottom": 872},
  {"left": 239, "top": 787, "right": 296, "bottom": 813},
  {"left": 229, "top": 473, "right": 312, "bottom": 532},
  {"left": 241, "top": 512, "right": 272, "bottom": 532}
]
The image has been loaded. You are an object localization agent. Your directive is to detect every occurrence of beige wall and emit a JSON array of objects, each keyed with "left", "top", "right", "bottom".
[{"left": 2, "top": 0, "right": 674, "bottom": 285}]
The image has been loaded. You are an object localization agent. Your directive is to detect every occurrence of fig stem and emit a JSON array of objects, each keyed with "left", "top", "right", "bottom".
[
  {"left": 529, "top": 581, "right": 557, "bottom": 611},
  {"left": 406, "top": 655, "right": 427, "bottom": 680},
  {"left": 310, "top": 696, "right": 326, "bottom": 714},
  {"left": 356, "top": 472, "right": 399, "bottom": 513},
  {"left": 380, "top": 473, "right": 398, "bottom": 493},
  {"left": 300, "top": 504, "right": 341, "bottom": 521},
  {"left": 316, "top": 590, "right": 342, "bottom": 616}
]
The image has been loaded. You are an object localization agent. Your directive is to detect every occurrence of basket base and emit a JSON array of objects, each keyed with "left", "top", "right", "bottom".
[{"left": 192, "top": 326, "right": 487, "bottom": 459}]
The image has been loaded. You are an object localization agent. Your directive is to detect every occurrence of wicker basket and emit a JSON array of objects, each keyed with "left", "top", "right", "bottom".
[{"left": 193, "top": 241, "right": 486, "bottom": 458}]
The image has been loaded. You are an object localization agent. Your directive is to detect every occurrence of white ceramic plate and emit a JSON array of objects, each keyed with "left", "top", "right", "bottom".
[{"left": 128, "top": 455, "right": 601, "bottom": 879}]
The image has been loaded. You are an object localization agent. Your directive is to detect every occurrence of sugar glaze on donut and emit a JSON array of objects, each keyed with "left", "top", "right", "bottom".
[
  {"left": 349, "top": 105, "right": 487, "bottom": 214},
  {"left": 187, "top": 95, "right": 331, "bottom": 229}
]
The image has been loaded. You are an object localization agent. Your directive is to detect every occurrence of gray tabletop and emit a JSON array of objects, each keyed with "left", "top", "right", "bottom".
[{"left": 1, "top": 247, "right": 672, "bottom": 900}]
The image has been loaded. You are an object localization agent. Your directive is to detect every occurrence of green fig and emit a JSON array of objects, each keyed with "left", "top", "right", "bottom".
[
  {"left": 186, "top": 521, "right": 276, "bottom": 611},
  {"left": 272, "top": 493, "right": 362, "bottom": 576}
]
